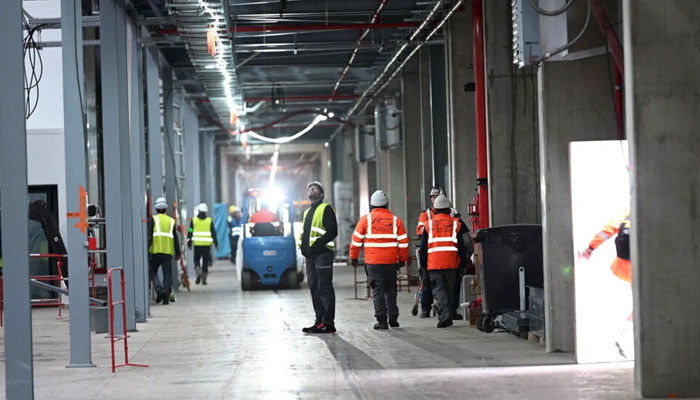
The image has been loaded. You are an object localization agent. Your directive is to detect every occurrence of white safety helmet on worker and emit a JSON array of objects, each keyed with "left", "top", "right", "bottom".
[
  {"left": 429, "top": 185, "right": 445, "bottom": 197},
  {"left": 154, "top": 197, "right": 168, "bottom": 210},
  {"left": 307, "top": 180, "right": 324, "bottom": 193},
  {"left": 370, "top": 190, "right": 389, "bottom": 207},
  {"left": 433, "top": 194, "right": 451, "bottom": 210},
  {"left": 198, "top": 203, "right": 208, "bottom": 213}
]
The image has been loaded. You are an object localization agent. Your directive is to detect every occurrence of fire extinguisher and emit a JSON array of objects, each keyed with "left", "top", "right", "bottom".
[{"left": 467, "top": 195, "right": 480, "bottom": 232}]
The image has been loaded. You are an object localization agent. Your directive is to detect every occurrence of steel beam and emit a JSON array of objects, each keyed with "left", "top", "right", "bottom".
[
  {"left": 0, "top": 1, "right": 34, "bottom": 397},
  {"left": 61, "top": 0, "right": 95, "bottom": 368}
]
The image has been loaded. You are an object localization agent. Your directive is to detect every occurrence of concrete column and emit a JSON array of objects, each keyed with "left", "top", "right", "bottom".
[
  {"left": 483, "top": 0, "right": 541, "bottom": 225},
  {"left": 418, "top": 47, "right": 434, "bottom": 203},
  {"left": 388, "top": 146, "right": 407, "bottom": 225},
  {"left": 184, "top": 106, "right": 200, "bottom": 277},
  {"left": 163, "top": 68, "right": 176, "bottom": 211},
  {"left": 321, "top": 145, "right": 331, "bottom": 205},
  {"left": 146, "top": 46, "right": 163, "bottom": 198},
  {"left": 445, "top": 7, "right": 477, "bottom": 214},
  {"left": 624, "top": 1, "right": 700, "bottom": 397},
  {"left": 402, "top": 56, "right": 424, "bottom": 237},
  {"left": 127, "top": 22, "right": 148, "bottom": 323},
  {"left": 61, "top": 0, "right": 94, "bottom": 365},
  {"left": 538, "top": 64, "right": 616, "bottom": 354},
  {"left": 0, "top": 1, "right": 34, "bottom": 397},
  {"left": 375, "top": 148, "right": 388, "bottom": 192},
  {"left": 429, "top": 44, "right": 449, "bottom": 190}
]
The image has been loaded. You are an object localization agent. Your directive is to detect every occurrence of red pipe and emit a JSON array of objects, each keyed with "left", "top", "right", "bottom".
[
  {"left": 473, "top": 0, "right": 489, "bottom": 229},
  {"left": 589, "top": 0, "right": 624, "bottom": 76},
  {"left": 614, "top": 67, "right": 624, "bottom": 140}
]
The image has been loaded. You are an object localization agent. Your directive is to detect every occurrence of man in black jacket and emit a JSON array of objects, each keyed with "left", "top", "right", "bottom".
[{"left": 299, "top": 181, "right": 338, "bottom": 334}]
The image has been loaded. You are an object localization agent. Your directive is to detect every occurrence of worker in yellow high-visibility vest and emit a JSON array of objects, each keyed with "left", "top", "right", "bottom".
[
  {"left": 187, "top": 203, "right": 218, "bottom": 285},
  {"left": 148, "top": 197, "right": 181, "bottom": 305}
]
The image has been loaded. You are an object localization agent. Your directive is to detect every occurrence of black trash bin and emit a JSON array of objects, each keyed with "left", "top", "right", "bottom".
[{"left": 475, "top": 224, "right": 543, "bottom": 331}]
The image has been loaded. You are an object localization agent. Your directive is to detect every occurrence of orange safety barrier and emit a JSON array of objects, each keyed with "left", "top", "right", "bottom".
[{"left": 108, "top": 267, "right": 149, "bottom": 373}]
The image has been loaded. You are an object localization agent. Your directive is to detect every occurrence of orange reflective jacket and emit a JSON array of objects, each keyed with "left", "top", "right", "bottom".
[
  {"left": 349, "top": 208, "right": 409, "bottom": 264},
  {"left": 426, "top": 213, "right": 461, "bottom": 270},
  {"left": 415, "top": 207, "right": 436, "bottom": 236},
  {"left": 588, "top": 213, "right": 632, "bottom": 283}
]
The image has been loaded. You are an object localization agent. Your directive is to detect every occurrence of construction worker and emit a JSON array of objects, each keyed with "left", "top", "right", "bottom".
[
  {"left": 227, "top": 206, "right": 242, "bottom": 264},
  {"left": 414, "top": 185, "right": 445, "bottom": 318},
  {"left": 350, "top": 190, "right": 409, "bottom": 330},
  {"left": 299, "top": 181, "right": 338, "bottom": 334},
  {"left": 187, "top": 203, "right": 218, "bottom": 285},
  {"left": 148, "top": 197, "right": 181, "bottom": 305},
  {"left": 581, "top": 212, "right": 632, "bottom": 357},
  {"left": 249, "top": 202, "right": 280, "bottom": 236},
  {"left": 418, "top": 195, "right": 468, "bottom": 328},
  {"left": 450, "top": 209, "right": 474, "bottom": 320}
]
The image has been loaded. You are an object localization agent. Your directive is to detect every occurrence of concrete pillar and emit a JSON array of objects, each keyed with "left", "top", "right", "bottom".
[
  {"left": 145, "top": 46, "right": 163, "bottom": 198},
  {"left": 375, "top": 147, "right": 388, "bottom": 193},
  {"left": 388, "top": 147, "right": 407, "bottom": 226},
  {"left": 418, "top": 47, "right": 434, "bottom": 204},
  {"left": 483, "top": 0, "right": 541, "bottom": 226},
  {"left": 538, "top": 4, "right": 616, "bottom": 353},
  {"left": 624, "top": 1, "right": 700, "bottom": 397},
  {"left": 162, "top": 67, "right": 176, "bottom": 211},
  {"left": 445, "top": 7, "right": 477, "bottom": 214},
  {"left": 429, "top": 44, "right": 449, "bottom": 190},
  {"left": 0, "top": 1, "right": 34, "bottom": 397},
  {"left": 402, "top": 56, "right": 424, "bottom": 237}
]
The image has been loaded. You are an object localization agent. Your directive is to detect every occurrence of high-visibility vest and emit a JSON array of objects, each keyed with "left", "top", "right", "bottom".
[
  {"left": 192, "top": 217, "right": 214, "bottom": 246},
  {"left": 415, "top": 207, "right": 436, "bottom": 236},
  {"left": 150, "top": 213, "right": 175, "bottom": 255},
  {"left": 299, "top": 202, "right": 334, "bottom": 251},
  {"left": 349, "top": 208, "right": 409, "bottom": 264},
  {"left": 228, "top": 216, "right": 242, "bottom": 237},
  {"left": 426, "top": 213, "right": 460, "bottom": 270}
]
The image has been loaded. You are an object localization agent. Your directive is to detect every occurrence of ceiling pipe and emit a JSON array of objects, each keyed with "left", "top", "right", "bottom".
[
  {"left": 157, "top": 22, "right": 417, "bottom": 36},
  {"left": 244, "top": 94, "right": 360, "bottom": 103},
  {"left": 329, "top": 0, "right": 389, "bottom": 101}
]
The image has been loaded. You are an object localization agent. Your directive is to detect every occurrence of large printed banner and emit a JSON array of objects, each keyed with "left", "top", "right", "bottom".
[{"left": 570, "top": 140, "right": 633, "bottom": 363}]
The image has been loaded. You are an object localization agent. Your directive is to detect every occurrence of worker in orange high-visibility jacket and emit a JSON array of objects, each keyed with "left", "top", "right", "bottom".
[
  {"left": 350, "top": 190, "right": 409, "bottom": 330},
  {"left": 418, "top": 195, "right": 468, "bottom": 328},
  {"left": 414, "top": 185, "right": 444, "bottom": 318}
]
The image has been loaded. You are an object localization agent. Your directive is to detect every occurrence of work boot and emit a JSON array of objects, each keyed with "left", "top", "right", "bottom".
[
  {"left": 195, "top": 267, "right": 202, "bottom": 284},
  {"left": 389, "top": 320, "right": 400, "bottom": 328},
  {"left": 302, "top": 322, "right": 321, "bottom": 333},
  {"left": 308, "top": 322, "right": 336, "bottom": 334},
  {"left": 202, "top": 272, "right": 208, "bottom": 285},
  {"left": 451, "top": 311, "right": 463, "bottom": 321},
  {"left": 419, "top": 310, "right": 431, "bottom": 318},
  {"left": 437, "top": 319, "right": 453, "bottom": 328},
  {"left": 155, "top": 290, "right": 164, "bottom": 304},
  {"left": 373, "top": 321, "right": 389, "bottom": 330},
  {"left": 162, "top": 292, "right": 170, "bottom": 305}
]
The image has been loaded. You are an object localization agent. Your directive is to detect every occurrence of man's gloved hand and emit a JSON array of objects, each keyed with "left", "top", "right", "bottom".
[{"left": 351, "top": 259, "right": 358, "bottom": 268}]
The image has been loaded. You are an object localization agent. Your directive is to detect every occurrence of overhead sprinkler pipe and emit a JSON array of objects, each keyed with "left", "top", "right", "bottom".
[{"left": 473, "top": 0, "right": 489, "bottom": 229}]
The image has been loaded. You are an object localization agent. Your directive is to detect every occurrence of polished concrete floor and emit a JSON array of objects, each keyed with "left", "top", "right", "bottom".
[{"left": 0, "top": 260, "right": 636, "bottom": 399}]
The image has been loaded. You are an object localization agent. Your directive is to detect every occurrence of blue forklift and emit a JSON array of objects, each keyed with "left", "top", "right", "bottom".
[{"left": 237, "top": 189, "right": 302, "bottom": 290}]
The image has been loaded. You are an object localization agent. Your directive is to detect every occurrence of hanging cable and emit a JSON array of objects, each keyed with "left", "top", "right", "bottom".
[
  {"left": 536, "top": 0, "right": 591, "bottom": 63},
  {"left": 245, "top": 114, "right": 328, "bottom": 144},
  {"left": 527, "top": 0, "right": 576, "bottom": 16},
  {"left": 23, "top": 15, "right": 44, "bottom": 119}
]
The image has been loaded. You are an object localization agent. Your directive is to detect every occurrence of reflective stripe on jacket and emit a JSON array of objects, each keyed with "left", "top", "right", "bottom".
[
  {"left": 415, "top": 207, "right": 435, "bottom": 236},
  {"left": 192, "top": 217, "right": 214, "bottom": 246},
  {"left": 299, "top": 202, "right": 334, "bottom": 250},
  {"left": 349, "top": 208, "right": 409, "bottom": 264},
  {"left": 588, "top": 213, "right": 631, "bottom": 282},
  {"left": 228, "top": 216, "right": 242, "bottom": 237},
  {"left": 150, "top": 214, "right": 175, "bottom": 255},
  {"left": 426, "top": 213, "right": 460, "bottom": 270}
]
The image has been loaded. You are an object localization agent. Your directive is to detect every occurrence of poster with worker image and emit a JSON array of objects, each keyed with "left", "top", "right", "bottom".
[{"left": 569, "top": 140, "right": 633, "bottom": 364}]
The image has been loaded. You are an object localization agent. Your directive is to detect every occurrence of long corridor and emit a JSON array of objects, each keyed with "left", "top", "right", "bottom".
[{"left": 0, "top": 260, "right": 635, "bottom": 399}]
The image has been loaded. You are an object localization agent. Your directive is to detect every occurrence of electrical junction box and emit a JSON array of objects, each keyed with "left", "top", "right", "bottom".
[
  {"left": 512, "top": 0, "right": 541, "bottom": 67},
  {"left": 355, "top": 125, "right": 376, "bottom": 162},
  {"left": 374, "top": 99, "right": 401, "bottom": 150}
]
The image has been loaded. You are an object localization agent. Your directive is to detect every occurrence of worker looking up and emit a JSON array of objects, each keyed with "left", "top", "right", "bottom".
[
  {"left": 148, "top": 197, "right": 181, "bottom": 305},
  {"left": 350, "top": 190, "right": 409, "bottom": 330},
  {"left": 418, "top": 195, "right": 468, "bottom": 328},
  {"left": 187, "top": 203, "right": 217, "bottom": 285},
  {"left": 299, "top": 181, "right": 338, "bottom": 334},
  {"left": 227, "top": 206, "right": 243, "bottom": 264}
]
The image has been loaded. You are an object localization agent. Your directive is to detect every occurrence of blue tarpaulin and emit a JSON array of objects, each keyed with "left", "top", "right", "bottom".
[{"left": 214, "top": 203, "right": 231, "bottom": 258}]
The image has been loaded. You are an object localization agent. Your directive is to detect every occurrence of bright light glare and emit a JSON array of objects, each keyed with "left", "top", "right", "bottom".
[
  {"left": 246, "top": 114, "right": 328, "bottom": 144},
  {"left": 262, "top": 186, "right": 284, "bottom": 210}
]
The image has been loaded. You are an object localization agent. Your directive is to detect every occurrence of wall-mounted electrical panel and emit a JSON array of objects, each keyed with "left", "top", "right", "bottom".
[
  {"left": 512, "top": 0, "right": 541, "bottom": 67},
  {"left": 374, "top": 98, "right": 401, "bottom": 150},
  {"left": 355, "top": 125, "right": 376, "bottom": 162}
]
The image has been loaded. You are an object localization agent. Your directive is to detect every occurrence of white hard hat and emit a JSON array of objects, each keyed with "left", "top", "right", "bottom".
[
  {"left": 433, "top": 194, "right": 451, "bottom": 210},
  {"left": 307, "top": 181, "right": 324, "bottom": 193},
  {"left": 154, "top": 197, "right": 168, "bottom": 210},
  {"left": 198, "top": 203, "right": 208, "bottom": 213},
  {"left": 370, "top": 190, "right": 389, "bottom": 207},
  {"left": 429, "top": 185, "right": 445, "bottom": 197}
]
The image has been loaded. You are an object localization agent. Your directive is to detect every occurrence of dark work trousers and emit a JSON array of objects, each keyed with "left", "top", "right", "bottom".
[
  {"left": 419, "top": 267, "right": 434, "bottom": 312},
  {"left": 451, "top": 267, "right": 465, "bottom": 313},
  {"left": 149, "top": 253, "right": 173, "bottom": 296},
  {"left": 229, "top": 235, "right": 239, "bottom": 262},
  {"left": 305, "top": 251, "right": 335, "bottom": 325},
  {"left": 367, "top": 264, "right": 399, "bottom": 323},
  {"left": 430, "top": 269, "right": 458, "bottom": 323},
  {"left": 193, "top": 245, "right": 212, "bottom": 273}
]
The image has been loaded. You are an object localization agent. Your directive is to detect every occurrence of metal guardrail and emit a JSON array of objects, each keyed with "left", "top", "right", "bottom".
[{"left": 29, "top": 279, "right": 107, "bottom": 307}]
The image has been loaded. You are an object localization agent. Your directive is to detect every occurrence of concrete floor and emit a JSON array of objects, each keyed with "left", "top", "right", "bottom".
[{"left": 0, "top": 260, "right": 636, "bottom": 399}]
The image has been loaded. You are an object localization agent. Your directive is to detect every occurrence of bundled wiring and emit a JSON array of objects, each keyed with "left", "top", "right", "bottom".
[
  {"left": 22, "top": 15, "right": 44, "bottom": 119},
  {"left": 528, "top": 0, "right": 576, "bottom": 16}
]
